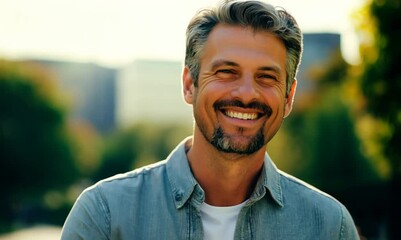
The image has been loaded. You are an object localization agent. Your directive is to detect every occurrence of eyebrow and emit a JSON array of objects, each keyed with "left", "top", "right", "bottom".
[{"left": 210, "top": 59, "right": 239, "bottom": 70}]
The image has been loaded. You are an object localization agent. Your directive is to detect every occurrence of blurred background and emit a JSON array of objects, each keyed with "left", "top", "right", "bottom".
[{"left": 0, "top": 0, "right": 400, "bottom": 239}]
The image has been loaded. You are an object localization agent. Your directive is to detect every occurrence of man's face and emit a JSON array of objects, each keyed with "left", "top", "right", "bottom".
[{"left": 183, "top": 24, "right": 296, "bottom": 155}]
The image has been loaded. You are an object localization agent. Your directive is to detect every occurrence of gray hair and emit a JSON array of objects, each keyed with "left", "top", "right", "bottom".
[{"left": 185, "top": 0, "right": 303, "bottom": 95}]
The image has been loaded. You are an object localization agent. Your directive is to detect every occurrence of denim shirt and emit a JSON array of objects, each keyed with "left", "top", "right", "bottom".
[{"left": 61, "top": 137, "right": 359, "bottom": 240}]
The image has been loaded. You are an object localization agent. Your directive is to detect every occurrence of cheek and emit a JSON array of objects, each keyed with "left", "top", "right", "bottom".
[
  {"left": 192, "top": 87, "right": 216, "bottom": 118},
  {"left": 196, "top": 82, "right": 229, "bottom": 105},
  {"left": 262, "top": 94, "right": 287, "bottom": 139},
  {"left": 263, "top": 86, "right": 286, "bottom": 109}
]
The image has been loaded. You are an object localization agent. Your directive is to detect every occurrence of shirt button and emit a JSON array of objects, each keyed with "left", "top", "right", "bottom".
[{"left": 175, "top": 192, "right": 183, "bottom": 201}]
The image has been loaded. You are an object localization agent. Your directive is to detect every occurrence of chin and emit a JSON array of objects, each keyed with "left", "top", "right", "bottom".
[{"left": 211, "top": 127, "right": 266, "bottom": 155}]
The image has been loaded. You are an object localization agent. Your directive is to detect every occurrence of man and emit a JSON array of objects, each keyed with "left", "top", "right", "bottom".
[{"left": 61, "top": 1, "right": 359, "bottom": 239}]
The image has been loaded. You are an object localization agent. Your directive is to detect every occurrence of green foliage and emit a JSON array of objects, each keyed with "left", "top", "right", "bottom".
[
  {"left": 92, "top": 122, "right": 192, "bottom": 182},
  {"left": 285, "top": 87, "right": 381, "bottom": 190},
  {"left": 0, "top": 60, "right": 79, "bottom": 231},
  {"left": 359, "top": 0, "right": 401, "bottom": 179},
  {"left": 355, "top": 0, "right": 401, "bottom": 237}
]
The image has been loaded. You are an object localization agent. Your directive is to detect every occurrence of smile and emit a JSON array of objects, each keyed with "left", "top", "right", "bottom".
[{"left": 224, "top": 110, "right": 259, "bottom": 120}]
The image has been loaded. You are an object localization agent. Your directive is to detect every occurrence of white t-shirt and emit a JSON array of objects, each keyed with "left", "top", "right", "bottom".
[{"left": 200, "top": 201, "right": 247, "bottom": 240}]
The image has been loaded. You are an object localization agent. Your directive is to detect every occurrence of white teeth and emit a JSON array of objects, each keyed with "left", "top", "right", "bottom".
[{"left": 225, "top": 111, "right": 258, "bottom": 120}]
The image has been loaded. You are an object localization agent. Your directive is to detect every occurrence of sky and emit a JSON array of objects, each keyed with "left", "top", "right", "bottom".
[{"left": 0, "top": 0, "right": 365, "bottom": 68}]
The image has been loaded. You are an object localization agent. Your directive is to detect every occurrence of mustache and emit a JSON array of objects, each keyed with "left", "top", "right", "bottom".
[{"left": 213, "top": 99, "right": 272, "bottom": 117}]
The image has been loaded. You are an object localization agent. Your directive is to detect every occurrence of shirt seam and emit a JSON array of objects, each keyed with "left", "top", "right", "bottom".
[
  {"left": 339, "top": 205, "right": 345, "bottom": 240},
  {"left": 96, "top": 160, "right": 167, "bottom": 185},
  {"left": 94, "top": 186, "right": 111, "bottom": 239}
]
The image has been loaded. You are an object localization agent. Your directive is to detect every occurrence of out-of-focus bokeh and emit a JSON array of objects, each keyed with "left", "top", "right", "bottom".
[{"left": 1, "top": 0, "right": 400, "bottom": 239}]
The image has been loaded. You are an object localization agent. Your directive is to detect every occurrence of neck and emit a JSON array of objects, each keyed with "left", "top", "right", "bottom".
[{"left": 186, "top": 131, "right": 265, "bottom": 206}]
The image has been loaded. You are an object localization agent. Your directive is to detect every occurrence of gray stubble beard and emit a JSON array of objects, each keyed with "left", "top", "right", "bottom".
[{"left": 210, "top": 125, "right": 266, "bottom": 155}]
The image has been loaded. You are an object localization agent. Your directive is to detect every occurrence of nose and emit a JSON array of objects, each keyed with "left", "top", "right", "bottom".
[{"left": 231, "top": 73, "right": 260, "bottom": 104}]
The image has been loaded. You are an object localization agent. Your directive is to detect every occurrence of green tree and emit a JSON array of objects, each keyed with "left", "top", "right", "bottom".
[
  {"left": 0, "top": 60, "right": 79, "bottom": 232},
  {"left": 289, "top": 87, "right": 380, "bottom": 190},
  {"left": 354, "top": 0, "right": 401, "bottom": 238},
  {"left": 92, "top": 122, "right": 192, "bottom": 182}
]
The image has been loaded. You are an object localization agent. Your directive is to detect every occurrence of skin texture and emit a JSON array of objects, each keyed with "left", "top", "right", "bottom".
[{"left": 183, "top": 24, "right": 297, "bottom": 206}]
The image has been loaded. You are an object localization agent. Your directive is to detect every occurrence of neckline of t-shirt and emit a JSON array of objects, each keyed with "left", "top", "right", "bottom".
[{"left": 201, "top": 201, "right": 247, "bottom": 213}]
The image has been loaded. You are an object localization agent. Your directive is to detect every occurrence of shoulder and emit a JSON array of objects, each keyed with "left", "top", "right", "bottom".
[
  {"left": 76, "top": 160, "right": 169, "bottom": 208},
  {"left": 278, "top": 170, "right": 358, "bottom": 238},
  {"left": 89, "top": 160, "right": 168, "bottom": 195},
  {"left": 279, "top": 170, "right": 339, "bottom": 206},
  {"left": 278, "top": 170, "right": 353, "bottom": 221}
]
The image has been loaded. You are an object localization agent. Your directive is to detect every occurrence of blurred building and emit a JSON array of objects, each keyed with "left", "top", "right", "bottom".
[
  {"left": 34, "top": 60, "right": 117, "bottom": 133},
  {"left": 297, "top": 33, "right": 341, "bottom": 94},
  {"left": 117, "top": 59, "right": 193, "bottom": 127}
]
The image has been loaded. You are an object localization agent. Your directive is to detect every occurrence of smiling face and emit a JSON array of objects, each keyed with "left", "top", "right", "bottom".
[{"left": 183, "top": 24, "right": 296, "bottom": 155}]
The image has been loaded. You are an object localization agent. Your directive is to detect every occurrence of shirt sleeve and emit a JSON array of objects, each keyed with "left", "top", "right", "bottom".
[
  {"left": 339, "top": 204, "right": 359, "bottom": 240},
  {"left": 61, "top": 187, "right": 110, "bottom": 240}
]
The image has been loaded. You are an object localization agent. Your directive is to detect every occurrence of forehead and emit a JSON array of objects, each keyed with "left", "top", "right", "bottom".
[{"left": 201, "top": 24, "right": 287, "bottom": 75}]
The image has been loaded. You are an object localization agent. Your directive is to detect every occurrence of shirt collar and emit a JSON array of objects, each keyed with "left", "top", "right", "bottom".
[
  {"left": 166, "top": 137, "right": 284, "bottom": 209},
  {"left": 166, "top": 137, "right": 201, "bottom": 209},
  {"left": 250, "top": 153, "right": 284, "bottom": 207}
]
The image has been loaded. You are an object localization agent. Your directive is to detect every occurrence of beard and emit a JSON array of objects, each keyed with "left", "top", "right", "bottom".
[
  {"left": 210, "top": 125, "right": 266, "bottom": 154},
  {"left": 194, "top": 99, "right": 272, "bottom": 155}
]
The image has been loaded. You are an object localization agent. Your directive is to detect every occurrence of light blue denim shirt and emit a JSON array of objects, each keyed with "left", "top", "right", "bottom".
[{"left": 61, "top": 137, "right": 359, "bottom": 239}]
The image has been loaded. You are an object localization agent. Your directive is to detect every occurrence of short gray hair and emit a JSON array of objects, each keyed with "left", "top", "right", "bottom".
[{"left": 185, "top": 0, "right": 303, "bottom": 95}]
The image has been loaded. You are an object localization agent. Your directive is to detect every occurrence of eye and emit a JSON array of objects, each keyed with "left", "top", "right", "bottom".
[
  {"left": 256, "top": 73, "right": 279, "bottom": 84},
  {"left": 215, "top": 69, "right": 237, "bottom": 78},
  {"left": 258, "top": 74, "right": 277, "bottom": 80},
  {"left": 216, "top": 69, "right": 235, "bottom": 74}
]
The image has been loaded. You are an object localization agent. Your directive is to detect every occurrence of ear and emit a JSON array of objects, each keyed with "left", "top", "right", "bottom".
[
  {"left": 182, "top": 66, "right": 195, "bottom": 105},
  {"left": 283, "top": 79, "right": 297, "bottom": 118}
]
